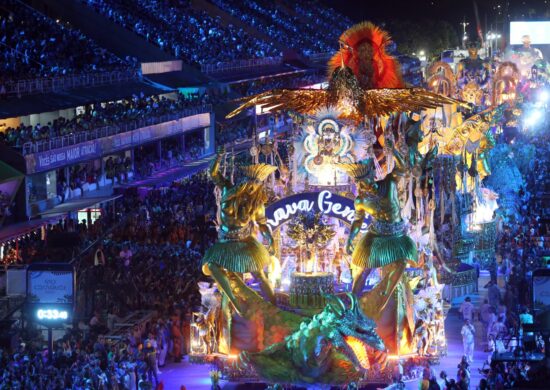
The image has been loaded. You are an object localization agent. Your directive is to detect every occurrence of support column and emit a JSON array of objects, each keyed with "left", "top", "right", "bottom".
[
  {"left": 205, "top": 112, "right": 215, "bottom": 155},
  {"left": 64, "top": 166, "right": 70, "bottom": 199},
  {"left": 157, "top": 140, "right": 162, "bottom": 164},
  {"left": 47, "top": 327, "right": 53, "bottom": 363},
  {"left": 25, "top": 177, "right": 31, "bottom": 220},
  {"left": 130, "top": 148, "right": 135, "bottom": 173},
  {"left": 100, "top": 157, "right": 105, "bottom": 184}
]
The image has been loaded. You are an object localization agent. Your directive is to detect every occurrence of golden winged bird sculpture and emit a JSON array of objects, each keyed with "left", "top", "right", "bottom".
[
  {"left": 227, "top": 88, "right": 464, "bottom": 122},
  {"left": 228, "top": 22, "right": 466, "bottom": 122}
]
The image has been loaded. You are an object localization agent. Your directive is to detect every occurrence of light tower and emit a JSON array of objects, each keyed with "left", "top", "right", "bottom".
[{"left": 460, "top": 17, "right": 470, "bottom": 49}]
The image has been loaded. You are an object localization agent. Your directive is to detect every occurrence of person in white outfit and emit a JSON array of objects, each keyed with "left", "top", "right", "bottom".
[
  {"left": 459, "top": 296, "right": 474, "bottom": 321},
  {"left": 461, "top": 318, "right": 475, "bottom": 363}
]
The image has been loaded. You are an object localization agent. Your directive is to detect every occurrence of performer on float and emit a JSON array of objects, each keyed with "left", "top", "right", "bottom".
[
  {"left": 456, "top": 44, "right": 491, "bottom": 108},
  {"left": 341, "top": 139, "right": 418, "bottom": 305},
  {"left": 202, "top": 146, "right": 277, "bottom": 314},
  {"left": 518, "top": 35, "right": 543, "bottom": 61},
  {"left": 456, "top": 44, "right": 491, "bottom": 89}
]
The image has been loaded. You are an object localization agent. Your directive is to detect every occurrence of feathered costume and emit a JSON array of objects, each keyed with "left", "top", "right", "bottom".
[{"left": 327, "top": 21, "right": 405, "bottom": 89}]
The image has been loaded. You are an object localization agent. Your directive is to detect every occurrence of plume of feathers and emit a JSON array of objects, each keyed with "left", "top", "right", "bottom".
[{"left": 328, "top": 22, "right": 405, "bottom": 89}]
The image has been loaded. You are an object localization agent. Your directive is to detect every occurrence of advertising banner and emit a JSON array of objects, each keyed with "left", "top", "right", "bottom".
[
  {"left": 26, "top": 113, "right": 211, "bottom": 173},
  {"left": 27, "top": 270, "right": 74, "bottom": 305},
  {"left": 33, "top": 141, "right": 101, "bottom": 172}
]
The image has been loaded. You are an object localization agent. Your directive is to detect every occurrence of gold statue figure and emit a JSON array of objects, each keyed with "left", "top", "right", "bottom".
[
  {"left": 202, "top": 146, "right": 277, "bottom": 314},
  {"left": 340, "top": 139, "right": 418, "bottom": 308}
]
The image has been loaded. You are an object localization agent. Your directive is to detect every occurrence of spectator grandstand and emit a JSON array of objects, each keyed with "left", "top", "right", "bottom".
[
  {"left": 0, "top": 93, "right": 212, "bottom": 152},
  {"left": 210, "top": 0, "right": 352, "bottom": 56},
  {"left": 0, "top": 173, "right": 215, "bottom": 389},
  {"left": 0, "top": 0, "right": 134, "bottom": 84},
  {"left": 0, "top": 2, "right": 353, "bottom": 387},
  {"left": 81, "top": 0, "right": 353, "bottom": 67},
  {"left": 82, "top": 0, "right": 280, "bottom": 66}
]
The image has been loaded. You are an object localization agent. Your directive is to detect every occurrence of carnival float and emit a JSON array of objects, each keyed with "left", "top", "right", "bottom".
[{"left": 189, "top": 22, "right": 549, "bottom": 388}]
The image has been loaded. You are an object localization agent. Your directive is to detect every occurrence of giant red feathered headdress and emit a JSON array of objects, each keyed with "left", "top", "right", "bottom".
[{"left": 328, "top": 22, "right": 405, "bottom": 89}]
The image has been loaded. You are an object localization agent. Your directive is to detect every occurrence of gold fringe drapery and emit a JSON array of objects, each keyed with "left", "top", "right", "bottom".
[
  {"left": 352, "top": 232, "right": 418, "bottom": 269},
  {"left": 203, "top": 236, "right": 271, "bottom": 273}
]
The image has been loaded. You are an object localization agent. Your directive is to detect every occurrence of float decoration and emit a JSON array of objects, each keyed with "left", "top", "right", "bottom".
[
  {"left": 239, "top": 294, "right": 386, "bottom": 386},
  {"left": 202, "top": 21, "right": 471, "bottom": 387}
]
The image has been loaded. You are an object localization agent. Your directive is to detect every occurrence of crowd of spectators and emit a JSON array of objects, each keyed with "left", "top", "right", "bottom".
[
  {"left": 0, "top": 0, "right": 132, "bottom": 84},
  {"left": 83, "top": 0, "right": 279, "bottom": 67},
  {"left": 0, "top": 214, "right": 110, "bottom": 266},
  {"left": 211, "top": 0, "right": 351, "bottom": 56},
  {"left": 1, "top": 0, "right": 354, "bottom": 78},
  {"left": 495, "top": 132, "right": 550, "bottom": 316},
  {"left": 1, "top": 331, "right": 154, "bottom": 389},
  {"left": 456, "top": 131, "right": 550, "bottom": 390},
  {"left": 476, "top": 359, "right": 549, "bottom": 389},
  {"left": 90, "top": 174, "right": 216, "bottom": 310},
  {"left": 1, "top": 172, "right": 217, "bottom": 388},
  {"left": 412, "top": 355, "right": 549, "bottom": 390},
  {"left": 216, "top": 117, "right": 253, "bottom": 146},
  {"left": 0, "top": 92, "right": 211, "bottom": 149}
]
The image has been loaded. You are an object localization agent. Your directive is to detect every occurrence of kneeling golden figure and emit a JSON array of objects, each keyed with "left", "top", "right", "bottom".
[{"left": 202, "top": 147, "right": 277, "bottom": 315}]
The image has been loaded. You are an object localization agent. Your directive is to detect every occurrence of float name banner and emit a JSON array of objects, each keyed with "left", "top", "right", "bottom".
[
  {"left": 27, "top": 270, "right": 74, "bottom": 305},
  {"left": 32, "top": 141, "right": 101, "bottom": 172},
  {"left": 265, "top": 190, "right": 370, "bottom": 232}
]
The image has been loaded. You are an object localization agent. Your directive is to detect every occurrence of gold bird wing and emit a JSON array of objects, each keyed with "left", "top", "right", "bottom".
[
  {"left": 226, "top": 89, "right": 328, "bottom": 119},
  {"left": 360, "top": 88, "right": 467, "bottom": 118},
  {"left": 226, "top": 88, "right": 466, "bottom": 121}
]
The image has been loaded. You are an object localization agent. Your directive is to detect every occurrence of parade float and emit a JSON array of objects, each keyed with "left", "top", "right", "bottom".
[{"left": 189, "top": 22, "right": 536, "bottom": 388}]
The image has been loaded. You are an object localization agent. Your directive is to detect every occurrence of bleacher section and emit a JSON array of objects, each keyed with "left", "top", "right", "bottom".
[
  {"left": 0, "top": 0, "right": 366, "bottom": 226},
  {"left": 208, "top": 0, "right": 352, "bottom": 56},
  {"left": 25, "top": 0, "right": 201, "bottom": 79},
  {"left": 79, "top": 0, "right": 279, "bottom": 66},
  {"left": 0, "top": 0, "right": 139, "bottom": 96}
]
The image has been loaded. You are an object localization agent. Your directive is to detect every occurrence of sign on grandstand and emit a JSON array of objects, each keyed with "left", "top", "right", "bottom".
[{"left": 26, "top": 263, "right": 75, "bottom": 323}]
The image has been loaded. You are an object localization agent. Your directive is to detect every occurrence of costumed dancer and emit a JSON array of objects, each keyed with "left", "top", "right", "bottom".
[
  {"left": 341, "top": 139, "right": 418, "bottom": 307},
  {"left": 202, "top": 146, "right": 277, "bottom": 314},
  {"left": 461, "top": 319, "right": 476, "bottom": 363}
]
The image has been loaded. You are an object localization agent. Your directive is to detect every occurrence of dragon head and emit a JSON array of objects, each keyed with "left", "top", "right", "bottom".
[{"left": 318, "top": 293, "right": 386, "bottom": 370}]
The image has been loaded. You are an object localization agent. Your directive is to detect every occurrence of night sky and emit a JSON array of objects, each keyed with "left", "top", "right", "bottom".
[{"left": 324, "top": 0, "right": 550, "bottom": 37}]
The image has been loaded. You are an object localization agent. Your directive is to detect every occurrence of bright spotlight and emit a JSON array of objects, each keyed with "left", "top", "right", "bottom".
[
  {"left": 525, "top": 109, "right": 543, "bottom": 127},
  {"left": 538, "top": 89, "right": 549, "bottom": 103}
]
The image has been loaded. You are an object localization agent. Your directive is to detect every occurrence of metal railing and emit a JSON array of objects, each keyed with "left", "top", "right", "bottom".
[
  {"left": 2, "top": 69, "right": 141, "bottom": 98},
  {"left": 20, "top": 104, "right": 212, "bottom": 155},
  {"left": 201, "top": 56, "right": 283, "bottom": 74}
]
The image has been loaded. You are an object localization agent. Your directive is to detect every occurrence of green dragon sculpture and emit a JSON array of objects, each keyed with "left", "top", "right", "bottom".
[{"left": 238, "top": 293, "right": 386, "bottom": 386}]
